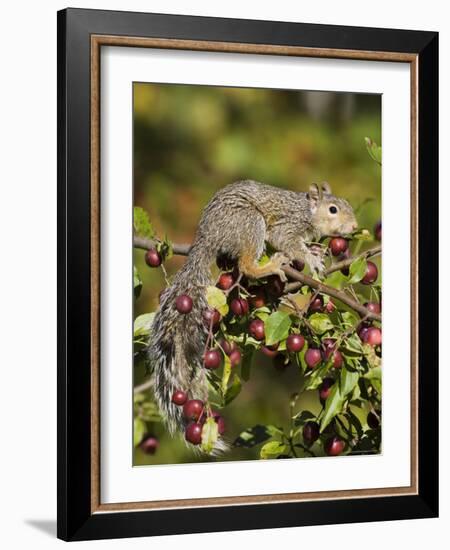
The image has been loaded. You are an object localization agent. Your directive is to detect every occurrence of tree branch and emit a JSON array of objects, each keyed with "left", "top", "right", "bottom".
[
  {"left": 134, "top": 235, "right": 191, "bottom": 256},
  {"left": 325, "top": 245, "right": 381, "bottom": 275},
  {"left": 133, "top": 235, "right": 381, "bottom": 322}
]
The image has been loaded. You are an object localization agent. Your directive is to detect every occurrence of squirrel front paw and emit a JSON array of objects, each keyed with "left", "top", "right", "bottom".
[
  {"left": 306, "top": 246, "right": 325, "bottom": 276},
  {"left": 270, "top": 252, "right": 290, "bottom": 282}
]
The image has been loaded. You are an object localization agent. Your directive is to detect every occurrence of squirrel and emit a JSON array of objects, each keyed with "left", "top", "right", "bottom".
[{"left": 149, "top": 180, "right": 357, "bottom": 451}]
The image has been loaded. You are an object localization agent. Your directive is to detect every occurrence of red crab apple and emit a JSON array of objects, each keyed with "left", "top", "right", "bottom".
[
  {"left": 171, "top": 390, "right": 188, "bottom": 406},
  {"left": 230, "top": 297, "right": 249, "bottom": 317},
  {"left": 217, "top": 272, "right": 235, "bottom": 290},
  {"left": 183, "top": 399, "right": 204, "bottom": 421},
  {"left": 144, "top": 248, "right": 162, "bottom": 267},
  {"left": 305, "top": 348, "right": 322, "bottom": 369},
  {"left": 362, "top": 261, "right": 378, "bottom": 285},
  {"left": 303, "top": 421, "right": 320, "bottom": 445},
  {"left": 324, "top": 436, "right": 345, "bottom": 456},
  {"left": 319, "top": 378, "right": 334, "bottom": 401},
  {"left": 140, "top": 436, "right": 159, "bottom": 455},
  {"left": 286, "top": 334, "right": 305, "bottom": 353},
  {"left": 185, "top": 423, "right": 203, "bottom": 445},
  {"left": 204, "top": 349, "right": 222, "bottom": 370},
  {"left": 364, "top": 327, "right": 382, "bottom": 346},
  {"left": 374, "top": 221, "right": 382, "bottom": 241},
  {"left": 249, "top": 319, "right": 265, "bottom": 341},
  {"left": 329, "top": 237, "right": 349, "bottom": 257},
  {"left": 175, "top": 294, "right": 193, "bottom": 314}
]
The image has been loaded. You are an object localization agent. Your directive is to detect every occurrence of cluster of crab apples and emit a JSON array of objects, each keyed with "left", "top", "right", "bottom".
[
  {"left": 170, "top": 390, "right": 226, "bottom": 445},
  {"left": 143, "top": 222, "right": 382, "bottom": 456}
]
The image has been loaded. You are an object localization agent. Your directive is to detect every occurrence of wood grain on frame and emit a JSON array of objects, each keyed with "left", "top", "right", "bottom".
[{"left": 90, "top": 34, "right": 419, "bottom": 514}]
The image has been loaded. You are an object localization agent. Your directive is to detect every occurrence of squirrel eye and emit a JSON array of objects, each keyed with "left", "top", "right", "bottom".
[{"left": 329, "top": 205, "right": 338, "bottom": 214}]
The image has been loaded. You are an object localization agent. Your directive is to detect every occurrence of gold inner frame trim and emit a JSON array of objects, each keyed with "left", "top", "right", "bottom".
[{"left": 90, "top": 34, "right": 419, "bottom": 514}]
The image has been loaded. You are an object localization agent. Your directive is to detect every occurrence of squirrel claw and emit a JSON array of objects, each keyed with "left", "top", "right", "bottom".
[{"left": 271, "top": 253, "right": 289, "bottom": 282}]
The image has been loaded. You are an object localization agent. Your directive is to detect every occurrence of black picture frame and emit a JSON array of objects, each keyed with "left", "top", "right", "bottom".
[{"left": 57, "top": 7, "right": 438, "bottom": 541}]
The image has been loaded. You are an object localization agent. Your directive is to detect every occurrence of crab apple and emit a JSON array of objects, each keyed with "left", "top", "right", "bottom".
[
  {"left": 367, "top": 411, "right": 380, "bottom": 429},
  {"left": 261, "top": 343, "right": 279, "bottom": 358},
  {"left": 273, "top": 353, "right": 290, "bottom": 371},
  {"left": 183, "top": 399, "right": 204, "bottom": 421},
  {"left": 362, "top": 261, "right": 378, "bottom": 285},
  {"left": 322, "top": 339, "right": 343, "bottom": 368},
  {"left": 140, "top": 436, "right": 159, "bottom": 455},
  {"left": 324, "top": 436, "right": 345, "bottom": 456},
  {"left": 374, "top": 221, "right": 382, "bottom": 241},
  {"left": 211, "top": 412, "right": 226, "bottom": 435},
  {"left": 303, "top": 421, "right": 320, "bottom": 445},
  {"left": 286, "top": 334, "right": 305, "bottom": 353},
  {"left": 249, "top": 287, "right": 266, "bottom": 309},
  {"left": 185, "top": 423, "right": 203, "bottom": 445},
  {"left": 319, "top": 378, "right": 335, "bottom": 401},
  {"left": 357, "top": 322, "right": 371, "bottom": 342},
  {"left": 249, "top": 319, "right": 265, "bottom": 341},
  {"left": 175, "top": 294, "right": 193, "bottom": 314},
  {"left": 364, "top": 302, "right": 381, "bottom": 315},
  {"left": 204, "top": 349, "right": 222, "bottom": 370},
  {"left": 202, "top": 308, "right": 221, "bottom": 330},
  {"left": 230, "top": 297, "right": 249, "bottom": 317},
  {"left": 171, "top": 390, "right": 188, "bottom": 406},
  {"left": 329, "top": 237, "right": 349, "bottom": 257},
  {"left": 144, "top": 248, "right": 162, "bottom": 267},
  {"left": 229, "top": 348, "right": 242, "bottom": 367},
  {"left": 291, "top": 259, "right": 305, "bottom": 272},
  {"left": 221, "top": 339, "right": 237, "bottom": 356},
  {"left": 309, "top": 295, "right": 324, "bottom": 313},
  {"left": 217, "top": 272, "right": 235, "bottom": 290},
  {"left": 324, "top": 299, "right": 336, "bottom": 313},
  {"left": 305, "top": 348, "right": 322, "bottom": 369},
  {"left": 365, "top": 327, "right": 382, "bottom": 346}
]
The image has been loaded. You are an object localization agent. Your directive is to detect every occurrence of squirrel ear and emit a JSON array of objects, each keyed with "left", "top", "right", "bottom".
[
  {"left": 321, "top": 181, "right": 332, "bottom": 195},
  {"left": 307, "top": 183, "right": 322, "bottom": 208}
]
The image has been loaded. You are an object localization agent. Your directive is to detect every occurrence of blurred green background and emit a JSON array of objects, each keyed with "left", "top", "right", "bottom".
[{"left": 133, "top": 83, "right": 381, "bottom": 466}]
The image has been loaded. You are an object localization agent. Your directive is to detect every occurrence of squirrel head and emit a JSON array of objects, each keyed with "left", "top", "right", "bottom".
[{"left": 307, "top": 182, "right": 358, "bottom": 237}]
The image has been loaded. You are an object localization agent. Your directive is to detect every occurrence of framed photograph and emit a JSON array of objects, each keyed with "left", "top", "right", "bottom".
[{"left": 57, "top": 8, "right": 438, "bottom": 541}]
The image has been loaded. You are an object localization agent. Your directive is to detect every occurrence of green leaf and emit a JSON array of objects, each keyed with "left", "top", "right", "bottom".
[
  {"left": 234, "top": 424, "right": 282, "bottom": 448},
  {"left": 347, "top": 257, "right": 368, "bottom": 284},
  {"left": 134, "top": 313, "right": 155, "bottom": 338},
  {"left": 320, "top": 368, "right": 359, "bottom": 431},
  {"left": 224, "top": 374, "right": 242, "bottom": 405},
  {"left": 365, "top": 137, "right": 382, "bottom": 165},
  {"left": 158, "top": 236, "right": 174, "bottom": 261},
  {"left": 320, "top": 384, "right": 343, "bottom": 432},
  {"left": 260, "top": 440, "right": 287, "bottom": 459},
  {"left": 201, "top": 417, "right": 219, "bottom": 454},
  {"left": 342, "top": 334, "right": 364, "bottom": 356},
  {"left": 264, "top": 311, "right": 292, "bottom": 346},
  {"left": 308, "top": 313, "right": 334, "bottom": 334},
  {"left": 133, "top": 206, "right": 155, "bottom": 239},
  {"left": 206, "top": 286, "right": 229, "bottom": 316},
  {"left": 293, "top": 410, "right": 316, "bottom": 426},
  {"left": 134, "top": 266, "right": 142, "bottom": 298},
  {"left": 353, "top": 229, "right": 372, "bottom": 241},
  {"left": 221, "top": 354, "right": 232, "bottom": 397},
  {"left": 339, "top": 368, "right": 360, "bottom": 397},
  {"left": 133, "top": 417, "right": 146, "bottom": 447}
]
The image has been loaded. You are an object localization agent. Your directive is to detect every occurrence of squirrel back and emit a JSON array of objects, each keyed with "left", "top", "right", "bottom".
[{"left": 149, "top": 180, "right": 357, "bottom": 452}]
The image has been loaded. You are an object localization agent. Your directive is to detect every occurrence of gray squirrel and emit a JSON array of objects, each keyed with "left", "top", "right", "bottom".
[{"left": 149, "top": 180, "right": 357, "bottom": 450}]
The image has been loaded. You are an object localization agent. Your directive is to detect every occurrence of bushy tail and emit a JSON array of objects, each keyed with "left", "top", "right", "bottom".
[{"left": 149, "top": 242, "right": 218, "bottom": 446}]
